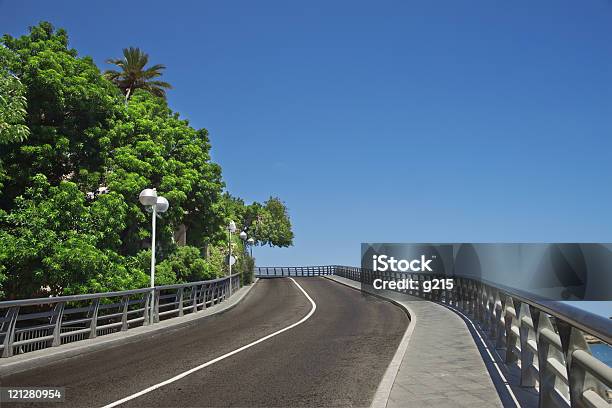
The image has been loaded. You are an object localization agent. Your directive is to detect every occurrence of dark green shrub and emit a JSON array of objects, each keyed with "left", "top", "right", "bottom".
[{"left": 236, "top": 253, "right": 255, "bottom": 285}]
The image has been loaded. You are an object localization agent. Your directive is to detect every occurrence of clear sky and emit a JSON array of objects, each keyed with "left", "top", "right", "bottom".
[{"left": 1, "top": 1, "right": 611, "bottom": 267}]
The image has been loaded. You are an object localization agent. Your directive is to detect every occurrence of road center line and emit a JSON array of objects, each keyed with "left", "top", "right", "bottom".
[{"left": 101, "top": 278, "right": 316, "bottom": 408}]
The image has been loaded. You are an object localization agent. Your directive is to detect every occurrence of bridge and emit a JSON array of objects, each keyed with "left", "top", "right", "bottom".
[{"left": 0, "top": 266, "right": 610, "bottom": 407}]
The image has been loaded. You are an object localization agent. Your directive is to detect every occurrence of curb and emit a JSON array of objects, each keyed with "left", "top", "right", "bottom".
[
  {"left": 323, "top": 276, "right": 417, "bottom": 408},
  {"left": 0, "top": 279, "right": 260, "bottom": 377}
]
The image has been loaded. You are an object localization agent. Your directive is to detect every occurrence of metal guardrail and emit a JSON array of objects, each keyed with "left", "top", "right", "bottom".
[
  {"left": 255, "top": 266, "right": 334, "bottom": 277},
  {"left": 0, "top": 273, "right": 241, "bottom": 358},
  {"left": 332, "top": 266, "right": 612, "bottom": 408}
]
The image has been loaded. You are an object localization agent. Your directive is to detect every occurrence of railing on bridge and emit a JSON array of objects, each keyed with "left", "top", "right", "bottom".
[
  {"left": 255, "top": 266, "right": 334, "bottom": 277},
  {"left": 333, "top": 266, "right": 612, "bottom": 408},
  {"left": 0, "top": 273, "right": 241, "bottom": 358}
]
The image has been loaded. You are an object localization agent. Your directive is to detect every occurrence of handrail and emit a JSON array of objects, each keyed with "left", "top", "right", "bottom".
[
  {"left": 0, "top": 273, "right": 242, "bottom": 358},
  {"left": 454, "top": 274, "right": 612, "bottom": 345},
  {"left": 255, "top": 266, "right": 334, "bottom": 277},
  {"left": 0, "top": 288, "right": 153, "bottom": 308},
  {"left": 0, "top": 273, "right": 243, "bottom": 308}
]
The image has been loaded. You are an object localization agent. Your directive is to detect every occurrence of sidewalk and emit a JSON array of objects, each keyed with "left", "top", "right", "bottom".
[{"left": 326, "top": 275, "right": 508, "bottom": 408}]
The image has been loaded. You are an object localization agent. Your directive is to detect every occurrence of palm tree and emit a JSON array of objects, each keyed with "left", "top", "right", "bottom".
[{"left": 104, "top": 47, "right": 172, "bottom": 101}]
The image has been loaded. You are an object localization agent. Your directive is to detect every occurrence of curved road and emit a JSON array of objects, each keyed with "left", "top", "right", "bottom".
[{"left": 1, "top": 277, "right": 408, "bottom": 407}]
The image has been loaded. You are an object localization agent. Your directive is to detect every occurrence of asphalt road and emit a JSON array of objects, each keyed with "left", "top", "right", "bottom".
[{"left": 1, "top": 277, "right": 408, "bottom": 407}]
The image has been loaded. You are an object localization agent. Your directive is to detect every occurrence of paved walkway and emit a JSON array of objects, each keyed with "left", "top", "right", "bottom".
[{"left": 326, "top": 275, "right": 509, "bottom": 408}]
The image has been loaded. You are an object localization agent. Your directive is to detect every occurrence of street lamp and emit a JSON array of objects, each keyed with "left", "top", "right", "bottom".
[
  {"left": 247, "top": 237, "right": 255, "bottom": 258},
  {"left": 239, "top": 231, "right": 248, "bottom": 257},
  {"left": 227, "top": 220, "right": 237, "bottom": 297},
  {"left": 139, "top": 188, "right": 169, "bottom": 324}
]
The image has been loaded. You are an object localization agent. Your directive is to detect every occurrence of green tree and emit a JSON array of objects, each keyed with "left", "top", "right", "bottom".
[
  {"left": 156, "top": 245, "right": 220, "bottom": 284},
  {"left": 254, "top": 197, "right": 294, "bottom": 247},
  {"left": 0, "top": 175, "right": 146, "bottom": 298},
  {"left": 0, "top": 22, "right": 123, "bottom": 208},
  {"left": 0, "top": 47, "right": 29, "bottom": 145},
  {"left": 0, "top": 23, "right": 221, "bottom": 298},
  {"left": 0, "top": 46, "right": 29, "bottom": 220},
  {"left": 235, "top": 252, "right": 255, "bottom": 285},
  {"left": 104, "top": 47, "right": 172, "bottom": 101},
  {"left": 0, "top": 22, "right": 292, "bottom": 299},
  {"left": 104, "top": 90, "right": 225, "bottom": 255},
  {"left": 221, "top": 194, "right": 294, "bottom": 248}
]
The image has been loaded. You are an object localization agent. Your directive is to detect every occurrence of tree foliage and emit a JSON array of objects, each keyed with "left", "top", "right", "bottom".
[
  {"left": 0, "top": 22, "right": 123, "bottom": 206},
  {"left": 102, "top": 90, "right": 226, "bottom": 255},
  {"left": 0, "top": 47, "right": 29, "bottom": 145},
  {"left": 104, "top": 47, "right": 172, "bottom": 101},
  {"left": 0, "top": 175, "right": 146, "bottom": 297},
  {"left": 222, "top": 194, "right": 294, "bottom": 248},
  {"left": 255, "top": 197, "right": 294, "bottom": 247},
  {"left": 0, "top": 22, "right": 293, "bottom": 299},
  {"left": 156, "top": 246, "right": 218, "bottom": 284}
]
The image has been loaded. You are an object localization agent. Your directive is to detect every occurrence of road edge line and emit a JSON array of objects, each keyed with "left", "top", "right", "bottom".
[
  {"left": 323, "top": 276, "right": 416, "bottom": 408},
  {"left": 100, "top": 277, "right": 317, "bottom": 408}
]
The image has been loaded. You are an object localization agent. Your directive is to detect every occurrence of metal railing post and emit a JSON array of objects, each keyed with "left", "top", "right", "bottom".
[
  {"left": 564, "top": 325, "right": 608, "bottom": 408},
  {"left": 192, "top": 286, "right": 199, "bottom": 313},
  {"left": 537, "top": 313, "right": 562, "bottom": 407},
  {"left": 177, "top": 288, "right": 184, "bottom": 317},
  {"left": 121, "top": 295, "right": 129, "bottom": 331},
  {"left": 203, "top": 284, "right": 209, "bottom": 309},
  {"left": 1, "top": 306, "right": 19, "bottom": 357},
  {"left": 518, "top": 303, "right": 537, "bottom": 387},
  {"left": 142, "top": 292, "right": 150, "bottom": 326},
  {"left": 505, "top": 297, "right": 520, "bottom": 365},
  {"left": 89, "top": 298, "right": 100, "bottom": 338},
  {"left": 51, "top": 302, "right": 65, "bottom": 347},
  {"left": 154, "top": 289, "right": 160, "bottom": 323}
]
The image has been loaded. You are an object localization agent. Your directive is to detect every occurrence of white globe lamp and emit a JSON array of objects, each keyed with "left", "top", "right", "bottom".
[
  {"left": 155, "top": 196, "right": 169, "bottom": 213},
  {"left": 139, "top": 188, "right": 157, "bottom": 207}
]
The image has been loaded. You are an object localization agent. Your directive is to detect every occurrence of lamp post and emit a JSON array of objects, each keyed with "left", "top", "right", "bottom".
[
  {"left": 247, "top": 237, "right": 254, "bottom": 258},
  {"left": 139, "top": 188, "right": 169, "bottom": 324},
  {"left": 239, "top": 231, "right": 248, "bottom": 270},
  {"left": 228, "top": 220, "right": 237, "bottom": 297}
]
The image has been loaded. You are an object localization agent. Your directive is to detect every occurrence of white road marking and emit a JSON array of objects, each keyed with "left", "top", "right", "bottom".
[{"left": 101, "top": 278, "right": 316, "bottom": 408}]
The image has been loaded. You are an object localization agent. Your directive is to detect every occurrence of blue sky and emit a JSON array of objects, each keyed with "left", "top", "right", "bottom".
[{"left": 1, "top": 1, "right": 612, "bottom": 267}]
